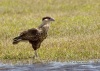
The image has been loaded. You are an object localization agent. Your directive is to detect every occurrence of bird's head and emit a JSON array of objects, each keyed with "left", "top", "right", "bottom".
[
  {"left": 38, "top": 16, "right": 55, "bottom": 29},
  {"left": 42, "top": 16, "right": 55, "bottom": 23}
]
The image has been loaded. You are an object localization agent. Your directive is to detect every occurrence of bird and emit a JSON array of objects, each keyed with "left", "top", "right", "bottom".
[{"left": 13, "top": 16, "right": 55, "bottom": 58}]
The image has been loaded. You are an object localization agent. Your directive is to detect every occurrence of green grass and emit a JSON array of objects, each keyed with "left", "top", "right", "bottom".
[{"left": 0, "top": 0, "right": 100, "bottom": 61}]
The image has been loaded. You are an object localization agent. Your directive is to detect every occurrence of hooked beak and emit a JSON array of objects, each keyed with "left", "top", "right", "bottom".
[{"left": 50, "top": 18, "right": 55, "bottom": 21}]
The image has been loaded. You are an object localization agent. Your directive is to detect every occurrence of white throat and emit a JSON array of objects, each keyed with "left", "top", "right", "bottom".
[{"left": 38, "top": 21, "right": 50, "bottom": 29}]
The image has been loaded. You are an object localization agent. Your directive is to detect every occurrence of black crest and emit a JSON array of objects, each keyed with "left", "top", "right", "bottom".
[{"left": 42, "top": 16, "right": 51, "bottom": 21}]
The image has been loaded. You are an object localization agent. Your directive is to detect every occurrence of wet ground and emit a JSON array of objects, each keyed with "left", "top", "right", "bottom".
[{"left": 0, "top": 60, "right": 100, "bottom": 71}]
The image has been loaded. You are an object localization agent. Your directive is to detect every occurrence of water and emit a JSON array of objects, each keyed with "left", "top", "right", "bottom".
[{"left": 0, "top": 60, "right": 100, "bottom": 71}]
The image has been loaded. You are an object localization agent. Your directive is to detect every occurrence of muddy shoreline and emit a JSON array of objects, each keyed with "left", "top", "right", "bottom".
[{"left": 0, "top": 60, "right": 100, "bottom": 71}]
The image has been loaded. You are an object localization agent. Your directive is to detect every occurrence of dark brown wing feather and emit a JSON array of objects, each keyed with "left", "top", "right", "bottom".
[{"left": 20, "top": 28, "right": 40, "bottom": 41}]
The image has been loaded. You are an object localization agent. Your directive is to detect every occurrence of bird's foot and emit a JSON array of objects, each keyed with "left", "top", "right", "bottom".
[
  {"left": 29, "top": 55, "right": 39, "bottom": 59},
  {"left": 34, "top": 55, "right": 39, "bottom": 59}
]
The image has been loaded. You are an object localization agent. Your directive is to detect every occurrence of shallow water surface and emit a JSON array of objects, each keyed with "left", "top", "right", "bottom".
[{"left": 0, "top": 61, "right": 100, "bottom": 71}]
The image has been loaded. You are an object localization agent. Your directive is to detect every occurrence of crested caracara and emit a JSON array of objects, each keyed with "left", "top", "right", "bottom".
[{"left": 13, "top": 16, "right": 55, "bottom": 58}]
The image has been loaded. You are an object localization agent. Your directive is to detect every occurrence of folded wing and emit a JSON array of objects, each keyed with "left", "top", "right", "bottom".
[{"left": 20, "top": 28, "right": 40, "bottom": 41}]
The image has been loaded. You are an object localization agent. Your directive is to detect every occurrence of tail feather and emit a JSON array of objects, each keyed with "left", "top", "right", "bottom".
[{"left": 13, "top": 36, "right": 22, "bottom": 44}]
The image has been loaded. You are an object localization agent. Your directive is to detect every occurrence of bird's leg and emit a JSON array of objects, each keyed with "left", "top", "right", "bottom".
[
  {"left": 34, "top": 50, "right": 41, "bottom": 62},
  {"left": 29, "top": 50, "right": 38, "bottom": 59},
  {"left": 32, "top": 50, "right": 39, "bottom": 59},
  {"left": 34, "top": 50, "right": 38, "bottom": 58}
]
